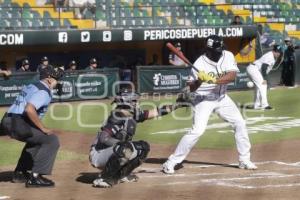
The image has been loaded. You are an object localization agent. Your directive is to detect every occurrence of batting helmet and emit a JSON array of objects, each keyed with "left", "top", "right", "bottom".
[
  {"left": 206, "top": 35, "right": 224, "bottom": 53},
  {"left": 205, "top": 35, "right": 224, "bottom": 62}
]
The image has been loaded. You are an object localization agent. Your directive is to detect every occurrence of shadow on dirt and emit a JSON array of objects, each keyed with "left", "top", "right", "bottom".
[
  {"left": 0, "top": 171, "right": 13, "bottom": 182},
  {"left": 76, "top": 172, "right": 98, "bottom": 184},
  {"left": 145, "top": 157, "right": 238, "bottom": 169}
]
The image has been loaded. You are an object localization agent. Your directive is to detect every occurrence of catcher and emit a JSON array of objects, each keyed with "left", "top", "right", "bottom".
[{"left": 89, "top": 90, "right": 184, "bottom": 188}]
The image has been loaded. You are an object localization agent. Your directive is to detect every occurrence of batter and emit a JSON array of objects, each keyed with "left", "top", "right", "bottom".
[{"left": 162, "top": 35, "right": 257, "bottom": 174}]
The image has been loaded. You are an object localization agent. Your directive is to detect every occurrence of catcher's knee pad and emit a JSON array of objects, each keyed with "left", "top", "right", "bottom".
[
  {"left": 132, "top": 140, "right": 150, "bottom": 161},
  {"left": 113, "top": 141, "right": 135, "bottom": 165}
]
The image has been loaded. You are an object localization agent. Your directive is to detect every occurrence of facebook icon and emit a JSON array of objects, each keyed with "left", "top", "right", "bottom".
[{"left": 58, "top": 32, "right": 68, "bottom": 43}]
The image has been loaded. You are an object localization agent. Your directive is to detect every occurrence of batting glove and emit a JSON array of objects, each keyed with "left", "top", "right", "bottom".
[{"left": 197, "top": 71, "right": 216, "bottom": 84}]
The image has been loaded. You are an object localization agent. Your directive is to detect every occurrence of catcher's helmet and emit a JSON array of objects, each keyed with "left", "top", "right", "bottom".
[
  {"left": 112, "top": 90, "right": 140, "bottom": 112},
  {"left": 205, "top": 35, "right": 224, "bottom": 62}
]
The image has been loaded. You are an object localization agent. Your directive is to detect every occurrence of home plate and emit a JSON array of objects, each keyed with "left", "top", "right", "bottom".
[{"left": 0, "top": 196, "right": 10, "bottom": 200}]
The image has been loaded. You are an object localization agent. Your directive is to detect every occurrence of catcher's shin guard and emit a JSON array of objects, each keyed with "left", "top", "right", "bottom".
[
  {"left": 100, "top": 141, "right": 134, "bottom": 184},
  {"left": 118, "top": 157, "right": 141, "bottom": 180},
  {"left": 118, "top": 141, "right": 150, "bottom": 181}
]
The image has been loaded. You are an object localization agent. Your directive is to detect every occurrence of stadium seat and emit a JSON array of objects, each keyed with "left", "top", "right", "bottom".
[
  {"left": 96, "top": 9, "right": 105, "bottom": 21},
  {"left": 21, "top": 18, "right": 30, "bottom": 28},
  {"left": 0, "top": 19, "right": 10, "bottom": 29},
  {"left": 10, "top": 18, "right": 21, "bottom": 28},
  {"left": 85, "top": 10, "right": 94, "bottom": 19}
]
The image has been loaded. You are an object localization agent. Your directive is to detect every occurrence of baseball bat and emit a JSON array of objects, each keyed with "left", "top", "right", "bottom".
[{"left": 166, "top": 42, "right": 199, "bottom": 72}]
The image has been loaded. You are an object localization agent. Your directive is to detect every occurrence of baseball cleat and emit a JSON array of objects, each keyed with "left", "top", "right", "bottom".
[
  {"left": 93, "top": 178, "right": 112, "bottom": 188},
  {"left": 162, "top": 160, "right": 176, "bottom": 174},
  {"left": 120, "top": 174, "right": 139, "bottom": 183},
  {"left": 25, "top": 174, "right": 55, "bottom": 188},
  {"left": 239, "top": 160, "right": 258, "bottom": 170},
  {"left": 263, "top": 106, "right": 274, "bottom": 110}
]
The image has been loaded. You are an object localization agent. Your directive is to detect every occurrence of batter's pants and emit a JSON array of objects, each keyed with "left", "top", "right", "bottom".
[{"left": 167, "top": 95, "right": 251, "bottom": 165}]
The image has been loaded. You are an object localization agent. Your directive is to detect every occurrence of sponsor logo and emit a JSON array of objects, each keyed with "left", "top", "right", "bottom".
[
  {"left": 152, "top": 73, "right": 181, "bottom": 90},
  {"left": 153, "top": 73, "right": 161, "bottom": 86}
]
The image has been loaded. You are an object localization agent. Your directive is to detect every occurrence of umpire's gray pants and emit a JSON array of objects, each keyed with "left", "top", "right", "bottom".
[{"left": 1, "top": 114, "right": 60, "bottom": 175}]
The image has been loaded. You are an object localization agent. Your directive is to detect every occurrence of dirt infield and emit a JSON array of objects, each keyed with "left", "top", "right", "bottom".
[{"left": 1, "top": 131, "right": 300, "bottom": 200}]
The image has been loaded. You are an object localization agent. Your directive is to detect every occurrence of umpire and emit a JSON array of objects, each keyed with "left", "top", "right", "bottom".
[{"left": 0, "top": 65, "right": 64, "bottom": 188}]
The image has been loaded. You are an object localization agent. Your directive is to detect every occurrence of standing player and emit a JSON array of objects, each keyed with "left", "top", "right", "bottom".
[
  {"left": 0, "top": 66, "right": 64, "bottom": 187},
  {"left": 246, "top": 45, "right": 283, "bottom": 110},
  {"left": 162, "top": 35, "right": 257, "bottom": 174},
  {"left": 169, "top": 42, "right": 188, "bottom": 67},
  {"left": 90, "top": 90, "right": 182, "bottom": 188}
]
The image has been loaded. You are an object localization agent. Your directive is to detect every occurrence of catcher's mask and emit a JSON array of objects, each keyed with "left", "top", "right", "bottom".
[
  {"left": 112, "top": 91, "right": 140, "bottom": 113},
  {"left": 205, "top": 35, "right": 224, "bottom": 62}
]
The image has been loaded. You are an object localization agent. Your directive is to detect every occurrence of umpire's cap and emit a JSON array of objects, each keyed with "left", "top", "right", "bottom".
[
  {"left": 41, "top": 56, "right": 49, "bottom": 62},
  {"left": 40, "top": 65, "right": 64, "bottom": 80},
  {"left": 22, "top": 59, "right": 29, "bottom": 66},
  {"left": 89, "top": 58, "right": 97, "bottom": 64}
]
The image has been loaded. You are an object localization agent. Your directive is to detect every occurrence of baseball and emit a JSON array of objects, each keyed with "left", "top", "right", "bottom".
[{"left": 247, "top": 81, "right": 254, "bottom": 88}]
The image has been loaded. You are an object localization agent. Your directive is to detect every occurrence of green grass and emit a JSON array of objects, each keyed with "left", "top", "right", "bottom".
[
  {"left": 0, "top": 87, "right": 300, "bottom": 166},
  {"left": 0, "top": 139, "right": 86, "bottom": 167}
]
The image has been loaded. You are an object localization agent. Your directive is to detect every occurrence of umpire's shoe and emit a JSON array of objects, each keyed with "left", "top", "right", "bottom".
[
  {"left": 12, "top": 171, "right": 30, "bottom": 183},
  {"left": 25, "top": 174, "right": 55, "bottom": 188}
]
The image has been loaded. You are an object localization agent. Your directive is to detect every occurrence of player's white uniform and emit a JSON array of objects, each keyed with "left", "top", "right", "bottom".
[
  {"left": 169, "top": 53, "right": 186, "bottom": 66},
  {"left": 165, "top": 50, "right": 252, "bottom": 167},
  {"left": 246, "top": 51, "right": 275, "bottom": 108}
]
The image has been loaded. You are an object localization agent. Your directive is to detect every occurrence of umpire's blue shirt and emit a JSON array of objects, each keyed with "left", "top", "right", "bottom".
[{"left": 8, "top": 81, "right": 52, "bottom": 119}]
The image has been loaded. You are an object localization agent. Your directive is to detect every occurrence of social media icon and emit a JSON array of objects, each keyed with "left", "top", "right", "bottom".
[
  {"left": 58, "top": 32, "right": 68, "bottom": 43},
  {"left": 103, "top": 31, "right": 112, "bottom": 42},
  {"left": 81, "top": 31, "right": 90, "bottom": 42},
  {"left": 124, "top": 30, "right": 132, "bottom": 41}
]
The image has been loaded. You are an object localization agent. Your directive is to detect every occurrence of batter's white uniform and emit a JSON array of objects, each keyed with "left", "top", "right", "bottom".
[
  {"left": 246, "top": 51, "right": 275, "bottom": 108},
  {"left": 166, "top": 50, "right": 252, "bottom": 166}
]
